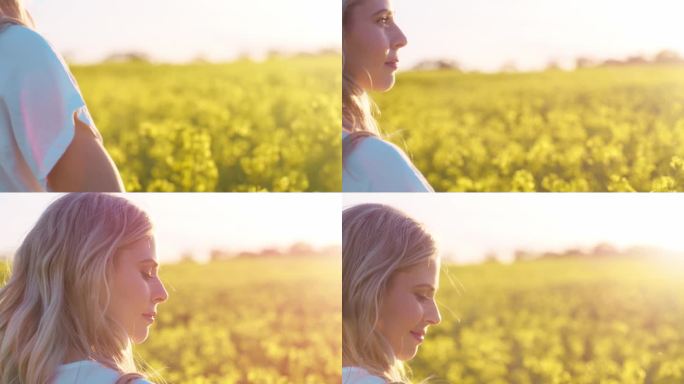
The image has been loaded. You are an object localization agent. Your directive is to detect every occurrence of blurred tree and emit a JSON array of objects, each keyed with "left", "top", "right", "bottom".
[
  {"left": 654, "top": 50, "right": 683, "bottom": 64},
  {"left": 413, "top": 59, "right": 461, "bottom": 71}
]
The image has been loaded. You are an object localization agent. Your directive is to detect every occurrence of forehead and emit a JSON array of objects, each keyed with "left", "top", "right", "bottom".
[
  {"left": 391, "top": 258, "right": 440, "bottom": 287},
  {"left": 351, "top": 0, "right": 393, "bottom": 15},
  {"left": 116, "top": 236, "right": 156, "bottom": 263}
]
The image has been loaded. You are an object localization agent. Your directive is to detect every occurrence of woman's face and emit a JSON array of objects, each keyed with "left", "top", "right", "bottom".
[
  {"left": 108, "top": 236, "right": 168, "bottom": 344},
  {"left": 344, "top": 0, "right": 408, "bottom": 92},
  {"left": 377, "top": 258, "right": 441, "bottom": 361}
]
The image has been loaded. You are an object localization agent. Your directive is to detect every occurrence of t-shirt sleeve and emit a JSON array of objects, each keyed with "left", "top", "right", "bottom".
[
  {"left": 354, "top": 377, "right": 386, "bottom": 384},
  {"left": 2, "top": 26, "right": 100, "bottom": 181},
  {"left": 132, "top": 379, "right": 155, "bottom": 384},
  {"left": 342, "top": 369, "right": 388, "bottom": 384},
  {"left": 350, "top": 136, "right": 434, "bottom": 192}
]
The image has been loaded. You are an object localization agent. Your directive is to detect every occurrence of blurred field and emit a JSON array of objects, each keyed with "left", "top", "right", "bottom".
[
  {"left": 1, "top": 257, "right": 341, "bottom": 383},
  {"left": 412, "top": 258, "right": 684, "bottom": 384},
  {"left": 374, "top": 66, "right": 684, "bottom": 191},
  {"left": 72, "top": 55, "right": 341, "bottom": 192}
]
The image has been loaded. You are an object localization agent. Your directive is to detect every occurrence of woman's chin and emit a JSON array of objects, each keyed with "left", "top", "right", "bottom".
[
  {"left": 374, "top": 75, "right": 397, "bottom": 92},
  {"left": 396, "top": 347, "right": 419, "bottom": 361},
  {"left": 131, "top": 331, "right": 149, "bottom": 344}
]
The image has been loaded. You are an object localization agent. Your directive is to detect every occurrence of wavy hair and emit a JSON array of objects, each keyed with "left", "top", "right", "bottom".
[
  {"left": 0, "top": 193, "right": 153, "bottom": 384},
  {"left": 342, "top": 0, "right": 382, "bottom": 160},
  {"left": 343, "top": 204, "right": 438, "bottom": 383},
  {"left": 0, "top": 0, "right": 35, "bottom": 29}
]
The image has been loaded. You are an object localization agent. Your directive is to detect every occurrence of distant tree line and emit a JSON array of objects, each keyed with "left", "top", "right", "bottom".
[
  {"left": 412, "top": 49, "right": 684, "bottom": 72},
  {"left": 510, "top": 243, "right": 680, "bottom": 263},
  {"left": 575, "top": 50, "right": 684, "bottom": 69},
  {"left": 100, "top": 47, "right": 341, "bottom": 64},
  {"left": 181, "top": 243, "right": 342, "bottom": 263}
]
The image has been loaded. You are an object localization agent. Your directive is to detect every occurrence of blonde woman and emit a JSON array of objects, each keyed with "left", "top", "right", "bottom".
[
  {"left": 342, "top": 204, "right": 441, "bottom": 383},
  {"left": 0, "top": 193, "right": 168, "bottom": 383},
  {"left": 0, "top": 0, "right": 124, "bottom": 192},
  {"left": 342, "top": 0, "right": 433, "bottom": 192}
]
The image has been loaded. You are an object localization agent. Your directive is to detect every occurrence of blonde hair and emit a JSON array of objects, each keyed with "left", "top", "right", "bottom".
[
  {"left": 0, "top": 193, "right": 153, "bottom": 384},
  {"left": 343, "top": 204, "right": 438, "bottom": 383},
  {"left": 0, "top": 0, "right": 35, "bottom": 29},
  {"left": 342, "top": 0, "right": 382, "bottom": 160}
]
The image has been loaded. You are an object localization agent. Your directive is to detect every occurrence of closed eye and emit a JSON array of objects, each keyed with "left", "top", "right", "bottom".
[{"left": 415, "top": 293, "right": 430, "bottom": 302}]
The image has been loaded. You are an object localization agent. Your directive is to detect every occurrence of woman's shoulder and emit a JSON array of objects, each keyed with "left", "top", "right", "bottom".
[
  {"left": 0, "top": 25, "right": 63, "bottom": 72},
  {"left": 342, "top": 366, "right": 387, "bottom": 384},
  {"left": 347, "top": 135, "right": 412, "bottom": 167},
  {"left": 0, "top": 24, "right": 53, "bottom": 55},
  {"left": 344, "top": 135, "right": 433, "bottom": 192},
  {"left": 54, "top": 361, "right": 153, "bottom": 384}
]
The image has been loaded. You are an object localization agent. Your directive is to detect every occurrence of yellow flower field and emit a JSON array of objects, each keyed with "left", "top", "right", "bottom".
[
  {"left": 374, "top": 66, "right": 684, "bottom": 191},
  {"left": 412, "top": 258, "right": 684, "bottom": 383},
  {"left": 73, "top": 55, "right": 341, "bottom": 192}
]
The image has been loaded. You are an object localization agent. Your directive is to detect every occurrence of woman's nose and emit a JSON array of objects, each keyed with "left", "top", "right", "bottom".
[
  {"left": 154, "top": 279, "right": 169, "bottom": 303},
  {"left": 392, "top": 25, "right": 408, "bottom": 50},
  {"left": 427, "top": 300, "right": 441, "bottom": 325}
]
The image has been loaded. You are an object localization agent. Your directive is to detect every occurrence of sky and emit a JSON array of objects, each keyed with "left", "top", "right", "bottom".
[
  {"left": 344, "top": 193, "right": 684, "bottom": 264},
  {"left": 24, "top": 0, "right": 341, "bottom": 63},
  {"left": 23, "top": 1, "right": 684, "bottom": 70},
  {"left": 391, "top": 0, "right": 684, "bottom": 72},
  {"left": 0, "top": 194, "right": 341, "bottom": 263}
]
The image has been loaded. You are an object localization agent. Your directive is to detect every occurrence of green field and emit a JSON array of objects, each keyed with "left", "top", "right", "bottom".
[
  {"left": 1, "top": 257, "right": 341, "bottom": 383},
  {"left": 72, "top": 55, "right": 341, "bottom": 192},
  {"left": 374, "top": 66, "right": 684, "bottom": 191},
  {"left": 411, "top": 258, "right": 684, "bottom": 384}
]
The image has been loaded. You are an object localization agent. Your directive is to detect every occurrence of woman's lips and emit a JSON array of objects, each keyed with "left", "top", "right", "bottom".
[
  {"left": 142, "top": 313, "right": 156, "bottom": 323},
  {"left": 385, "top": 61, "right": 398, "bottom": 70},
  {"left": 410, "top": 331, "right": 425, "bottom": 343}
]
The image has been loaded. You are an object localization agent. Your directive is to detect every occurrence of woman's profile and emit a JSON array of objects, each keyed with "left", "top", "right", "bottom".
[
  {"left": 343, "top": 204, "right": 441, "bottom": 383},
  {"left": 0, "top": 193, "right": 168, "bottom": 383},
  {"left": 0, "top": 0, "right": 124, "bottom": 192},
  {"left": 342, "top": 0, "right": 433, "bottom": 192}
]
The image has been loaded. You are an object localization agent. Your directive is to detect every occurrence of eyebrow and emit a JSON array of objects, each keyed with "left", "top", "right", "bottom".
[
  {"left": 372, "top": 8, "right": 393, "bottom": 17},
  {"left": 413, "top": 284, "right": 436, "bottom": 293},
  {"left": 138, "top": 259, "right": 159, "bottom": 268}
]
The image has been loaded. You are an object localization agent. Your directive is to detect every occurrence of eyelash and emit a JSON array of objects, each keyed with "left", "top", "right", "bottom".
[{"left": 415, "top": 293, "right": 430, "bottom": 302}]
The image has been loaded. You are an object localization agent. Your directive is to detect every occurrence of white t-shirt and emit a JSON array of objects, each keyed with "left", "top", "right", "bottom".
[
  {"left": 342, "top": 367, "right": 387, "bottom": 384},
  {"left": 0, "top": 24, "right": 100, "bottom": 191},
  {"left": 54, "top": 360, "right": 152, "bottom": 384},
  {"left": 342, "top": 131, "right": 434, "bottom": 192}
]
